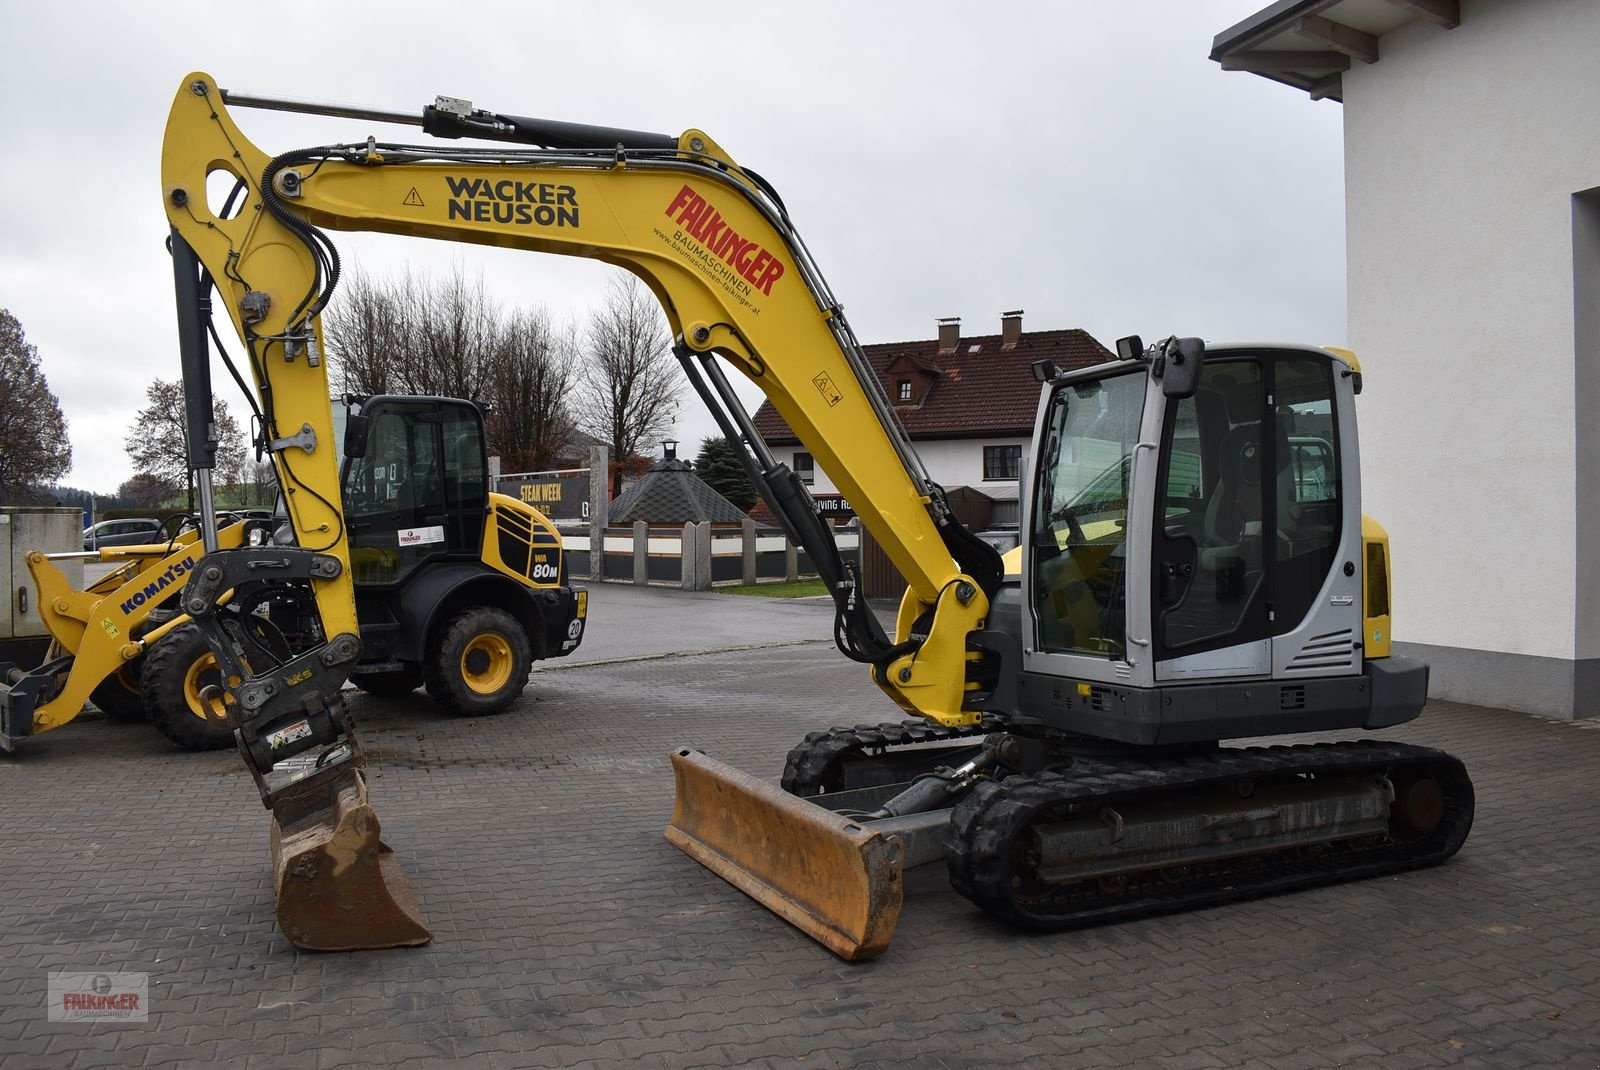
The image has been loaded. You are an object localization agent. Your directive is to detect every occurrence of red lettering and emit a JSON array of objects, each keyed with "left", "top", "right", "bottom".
[
  {"left": 734, "top": 242, "right": 757, "bottom": 275},
  {"left": 722, "top": 235, "right": 752, "bottom": 269},
  {"left": 664, "top": 184, "right": 697, "bottom": 219},
  {"left": 694, "top": 210, "right": 726, "bottom": 248},
  {"left": 665, "top": 183, "right": 786, "bottom": 296},
  {"left": 755, "top": 256, "right": 785, "bottom": 295},
  {"left": 746, "top": 249, "right": 771, "bottom": 284},
  {"left": 678, "top": 196, "right": 707, "bottom": 231}
]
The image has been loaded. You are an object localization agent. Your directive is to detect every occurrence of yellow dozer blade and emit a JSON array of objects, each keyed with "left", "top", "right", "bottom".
[
  {"left": 269, "top": 772, "right": 431, "bottom": 952},
  {"left": 665, "top": 748, "right": 904, "bottom": 960}
]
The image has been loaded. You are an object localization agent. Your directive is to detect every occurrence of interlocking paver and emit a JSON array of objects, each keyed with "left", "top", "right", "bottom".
[{"left": 3, "top": 583, "right": 1599, "bottom": 1068}]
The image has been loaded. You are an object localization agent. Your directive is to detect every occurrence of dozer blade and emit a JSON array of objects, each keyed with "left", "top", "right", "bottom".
[
  {"left": 269, "top": 772, "right": 431, "bottom": 952},
  {"left": 665, "top": 748, "right": 904, "bottom": 961}
]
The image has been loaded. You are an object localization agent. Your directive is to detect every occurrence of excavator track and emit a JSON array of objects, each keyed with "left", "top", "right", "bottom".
[
  {"left": 781, "top": 718, "right": 1001, "bottom": 796},
  {"left": 946, "top": 739, "right": 1473, "bottom": 931}
]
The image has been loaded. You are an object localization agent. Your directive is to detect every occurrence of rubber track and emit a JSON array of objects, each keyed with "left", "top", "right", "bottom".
[
  {"left": 780, "top": 718, "right": 1000, "bottom": 796},
  {"left": 945, "top": 739, "right": 1474, "bottom": 931}
]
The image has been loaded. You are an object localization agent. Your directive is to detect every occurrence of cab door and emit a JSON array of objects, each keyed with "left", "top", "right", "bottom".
[
  {"left": 1022, "top": 365, "right": 1161, "bottom": 689},
  {"left": 1148, "top": 351, "right": 1358, "bottom": 682}
]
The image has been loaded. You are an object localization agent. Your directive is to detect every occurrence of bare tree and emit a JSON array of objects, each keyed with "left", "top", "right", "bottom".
[
  {"left": 124, "top": 379, "right": 248, "bottom": 512},
  {"left": 118, "top": 472, "right": 180, "bottom": 510},
  {"left": 484, "top": 308, "right": 578, "bottom": 473},
  {"left": 574, "top": 276, "right": 680, "bottom": 496},
  {"left": 322, "top": 269, "right": 415, "bottom": 396},
  {"left": 415, "top": 267, "right": 498, "bottom": 401},
  {"left": 247, "top": 457, "right": 280, "bottom": 508},
  {"left": 324, "top": 264, "right": 499, "bottom": 400},
  {"left": 0, "top": 309, "right": 71, "bottom": 503},
  {"left": 325, "top": 264, "right": 584, "bottom": 477}
]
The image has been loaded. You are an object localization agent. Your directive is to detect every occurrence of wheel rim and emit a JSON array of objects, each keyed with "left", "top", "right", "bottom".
[
  {"left": 183, "top": 652, "right": 238, "bottom": 723},
  {"left": 111, "top": 661, "right": 142, "bottom": 696},
  {"left": 460, "top": 632, "right": 514, "bottom": 695}
]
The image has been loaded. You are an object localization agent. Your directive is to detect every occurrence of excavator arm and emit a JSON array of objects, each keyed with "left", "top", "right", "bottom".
[
  {"left": 162, "top": 72, "right": 1002, "bottom": 955},
  {"left": 163, "top": 72, "right": 1001, "bottom": 726}
]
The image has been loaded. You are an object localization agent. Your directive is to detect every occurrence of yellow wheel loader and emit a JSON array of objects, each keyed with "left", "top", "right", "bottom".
[
  {"left": 132, "top": 394, "right": 587, "bottom": 753},
  {"left": 0, "top": 401, "right": 587, "bottom": 756},
  {"left": 148, "top": 73, "right": 1471, "bottom": 956},
  {"left": 1, "top": 518, "right": 250, "bottom": 748}
]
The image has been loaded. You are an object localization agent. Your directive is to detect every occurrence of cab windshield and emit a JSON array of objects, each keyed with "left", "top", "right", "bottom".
[{"left": 1031, "top": 371, "right": 1146, "bottom": 658}]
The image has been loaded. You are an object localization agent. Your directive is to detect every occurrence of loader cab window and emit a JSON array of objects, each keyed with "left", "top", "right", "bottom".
[
  {"left": 1030, "top": 370, "right": 1145, "bottom": 658},
  {"left": 341, "top": 398, "right": 488, "bottom": 586}
]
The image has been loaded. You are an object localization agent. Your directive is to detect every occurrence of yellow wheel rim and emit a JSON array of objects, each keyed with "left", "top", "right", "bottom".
[
  {"left": 183, "top": 652, "right": 241, "bottom": 723},
  {"left": 460, "top": 632, "right": 514, "bottom": 695},
  {"left": 111, "top": 661, "right": 142, "bottom": 696}
]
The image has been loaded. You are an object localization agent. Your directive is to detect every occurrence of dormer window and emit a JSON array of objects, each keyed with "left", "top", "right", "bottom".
[{"left": 897, "top": 380, "right": 912, "bottom": 402}]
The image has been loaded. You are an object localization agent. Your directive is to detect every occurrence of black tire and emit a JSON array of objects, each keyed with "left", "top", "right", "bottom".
[
  {"left": 423, "top": 606, "right": 532, "bottom": 716},
  {"left": 90, "top": 658, "right": 148, "bottom": 723},
  {"left": 349, "top": 667, "right": 424, "bottom": 696},
  {"left": 141, "top": 623, "right": 237, "bottom": 751}
]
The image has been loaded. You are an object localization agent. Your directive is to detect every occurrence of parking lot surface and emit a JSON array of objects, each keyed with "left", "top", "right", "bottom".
[{"left": 2, "top": 583, "right": 1597, "bottom": 1069}]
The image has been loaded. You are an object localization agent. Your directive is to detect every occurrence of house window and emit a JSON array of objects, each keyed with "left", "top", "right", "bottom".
[
  {"left": 793, "top": 451, "right": 815, "bottom": 484},
  {"left": 983, "top": 444, "right": 1021, "bottom": 481},
  {"left": 897, "top": 380, "right": 912, "bottom": 402}
]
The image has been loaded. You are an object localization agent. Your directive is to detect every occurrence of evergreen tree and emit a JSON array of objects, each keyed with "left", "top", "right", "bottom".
[{"left": 693, "top": 436, "right": 758, "bottom": 511}]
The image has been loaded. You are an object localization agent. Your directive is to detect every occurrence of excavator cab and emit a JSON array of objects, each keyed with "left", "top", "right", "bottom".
[{"left": 1015, "top": 341, "right": 1414, "bottom": 741}]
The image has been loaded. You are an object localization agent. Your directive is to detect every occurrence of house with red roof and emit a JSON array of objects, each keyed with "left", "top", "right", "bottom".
[{"left": 750, "top": 311, "right": 1113, "bottom": 528}]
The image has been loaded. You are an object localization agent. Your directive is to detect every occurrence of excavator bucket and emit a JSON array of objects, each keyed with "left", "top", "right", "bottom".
[
  {"left": 665, "top": 748, "right": 904, "bottom": 961},
  {"left": 269, "top": 773, "right": 431, "bottom": 952}
]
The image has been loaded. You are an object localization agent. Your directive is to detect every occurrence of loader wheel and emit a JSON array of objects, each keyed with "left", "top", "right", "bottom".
[
  {"left": 142, "top": 623, "right": 237, "bottom": 752},
  {"left": 90, "top": 659, "right": 148, "bottom": 723},
  {"left": 350, "top": 667, "right": 424, "bottom": 696},
  {"left": 424, "top": 607, "right": 531, "bottom": 716}
]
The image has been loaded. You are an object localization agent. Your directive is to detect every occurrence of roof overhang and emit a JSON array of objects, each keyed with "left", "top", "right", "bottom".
[{"left": 1210, "top": 0, "right": 1459, "bottom": 103}]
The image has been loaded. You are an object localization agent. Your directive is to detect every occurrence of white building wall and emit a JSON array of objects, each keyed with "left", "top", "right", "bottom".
[
  {"left": 1343, "top": 0, "right": 1600, "bottom": 709},
  {"left": 779, "top": 437, "right": 1029, "bottom": 502}
]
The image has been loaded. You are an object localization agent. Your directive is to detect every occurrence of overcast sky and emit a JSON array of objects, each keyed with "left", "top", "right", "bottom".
[{"left": 0, "top": 1, "right": 1344, "bottom": 494}]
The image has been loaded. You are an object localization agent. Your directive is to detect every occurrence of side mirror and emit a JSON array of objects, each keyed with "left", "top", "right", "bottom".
[
  {"left": 1158, "top": 337, "right": 1205, "bottom": 399},
  {"left": 344, "top": 414, "right": 372, "bottom": 458},
  {"left": 1115, "top": 335, "right": 1143, "bottom": 361}
]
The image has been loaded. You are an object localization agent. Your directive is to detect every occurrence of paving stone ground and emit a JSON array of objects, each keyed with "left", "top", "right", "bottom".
[{"left": 2, "top": 584, "right": 1597, "bottom": 1069}]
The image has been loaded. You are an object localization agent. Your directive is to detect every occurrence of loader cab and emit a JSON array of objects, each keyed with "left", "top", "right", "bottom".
[
  {"left": 1021, "top": 344, "right": 1366, "bottom": 731},
  {"left": 337, "top": 395, "right": 490, "bottom": 587}
]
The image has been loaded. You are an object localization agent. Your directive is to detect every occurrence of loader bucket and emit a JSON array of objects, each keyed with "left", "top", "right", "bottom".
[
  {"left": 269, "top": 773, "right": 431, "bottom": 951},
  {"left": 665, "top": 748, "right": 904, "bottom": 961}
]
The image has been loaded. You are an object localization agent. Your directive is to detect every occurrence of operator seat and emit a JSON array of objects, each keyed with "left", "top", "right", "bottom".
[{"left": 1199, "top": 427, "right": 1262, "bottom": 581}]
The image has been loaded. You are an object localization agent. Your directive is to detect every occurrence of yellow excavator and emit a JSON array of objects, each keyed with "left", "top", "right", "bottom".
[{"left": 156, "top": 72, "right": 1472, "bottom": 957}]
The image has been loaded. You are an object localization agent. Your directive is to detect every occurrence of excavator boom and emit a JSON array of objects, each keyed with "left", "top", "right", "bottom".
[{"left": 162, "top": 72, "right": 998, "bottom": 953}]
